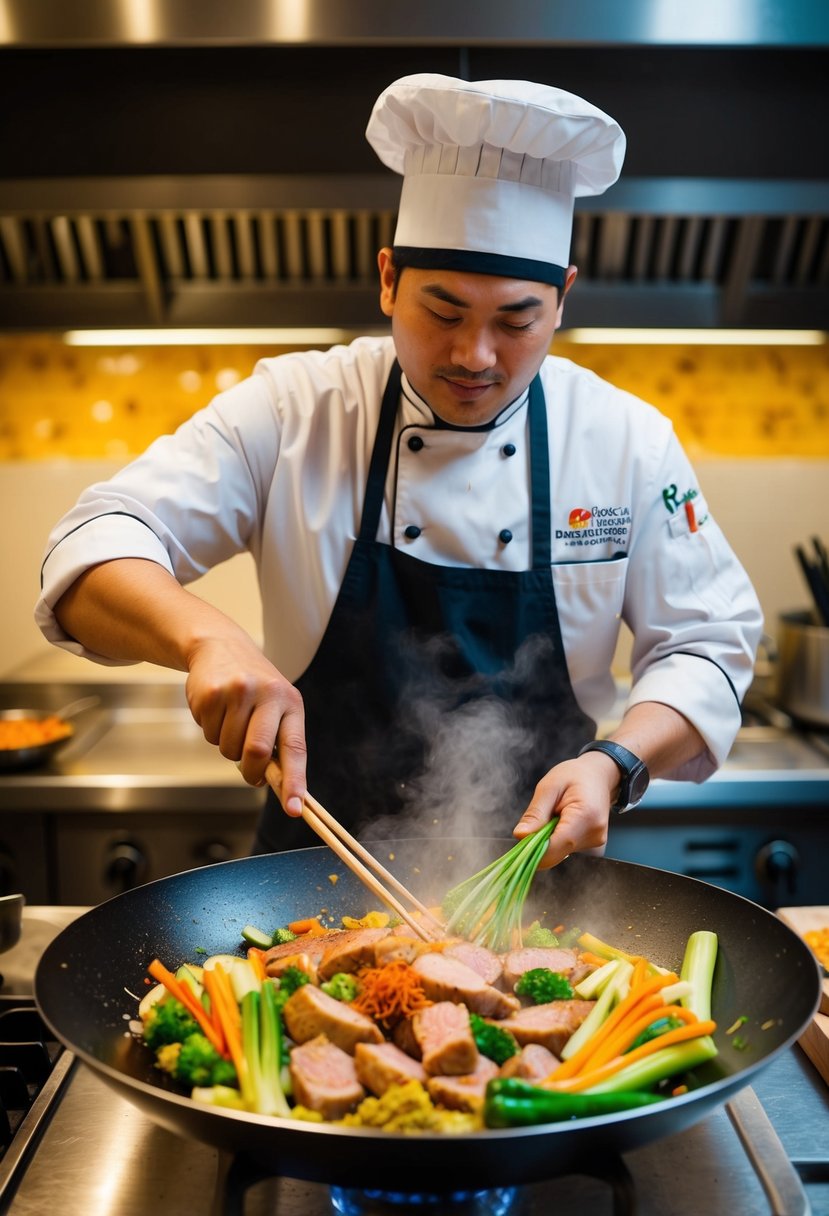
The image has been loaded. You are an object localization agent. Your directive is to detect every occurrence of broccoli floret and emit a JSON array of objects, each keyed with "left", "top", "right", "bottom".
[
  {"left": 523, "top": 920, "right": 559, "bottom": 948},
  {"left": 143, "top": 997, "right": 199, "bottom": 1049},
  {"left": 320, "top": 972, "right": 361, "bottom": 1001},
  {"left": 271, "top": 927, "right": 298, "bottom": 945},
  {"left": 273, "top": 965, "right": 312, "bottom": 1014},
  {"left": 176, "top": 1032, "right": 238, "bottom": 1088},
  {"left": 469, "top": 1012, "right": 519, "bottom": 1065},
  {"left": 514, "top": 968, "right": 575, "bottom": 1004}
]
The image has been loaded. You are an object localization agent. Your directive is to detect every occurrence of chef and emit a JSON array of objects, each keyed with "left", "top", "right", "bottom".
[{"left": 35, "top": 74, "right": 763, "bottom": 866}]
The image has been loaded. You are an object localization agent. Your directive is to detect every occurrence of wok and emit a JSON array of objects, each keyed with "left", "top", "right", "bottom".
[{"left": 34, "top": 843, "right": 820, "bottom": 1193}]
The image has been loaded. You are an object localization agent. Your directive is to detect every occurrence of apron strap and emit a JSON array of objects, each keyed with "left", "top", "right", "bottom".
[
  {"left": 528, "top": 372, "right": 552, "bottom": 570},
  {"left": 359, "top": 360, "right": 551, "bottom": 569},
  {"left": 357, "top": 359, "right": 403, "bottom": 543}
]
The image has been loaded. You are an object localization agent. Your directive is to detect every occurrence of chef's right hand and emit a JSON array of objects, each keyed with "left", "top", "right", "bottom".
[{"left": 184, "top": 634, "right": 308, "bottom": 813}]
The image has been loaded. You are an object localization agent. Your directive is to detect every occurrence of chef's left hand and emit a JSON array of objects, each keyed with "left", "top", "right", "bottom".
[
  {"left": 513, "top": 702, "right": 707, "bottom": 868},
  {"left": 512, "top": 750, "right": 620, "bottom": 869}
]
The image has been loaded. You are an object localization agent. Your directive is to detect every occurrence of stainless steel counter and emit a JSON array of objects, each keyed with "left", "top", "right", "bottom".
[{"left": 1, "top": 678, "right": 827, "bottom": 906}]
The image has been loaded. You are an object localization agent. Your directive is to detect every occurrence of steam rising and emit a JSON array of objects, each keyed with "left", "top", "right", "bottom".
[{"left": 356, "top": 630, "right": 594, "bottom": 883}]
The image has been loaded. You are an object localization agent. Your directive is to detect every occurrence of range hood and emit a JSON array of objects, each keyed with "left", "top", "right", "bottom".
[{"left": 1, "top": 1, "right": 828, "bottom": 334}]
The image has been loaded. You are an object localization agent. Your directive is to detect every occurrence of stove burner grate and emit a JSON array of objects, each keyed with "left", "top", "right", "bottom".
[{"left": 0, "top": 995, "right": 62, "bottom": 1159}]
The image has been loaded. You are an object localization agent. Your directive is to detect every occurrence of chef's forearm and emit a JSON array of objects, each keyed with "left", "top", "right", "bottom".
[
  {"left": 608, "top": 702, "right": 706, "bottom": 778},
  {"left": 53, "top": 558, "right": 248, "bottom": 671}
]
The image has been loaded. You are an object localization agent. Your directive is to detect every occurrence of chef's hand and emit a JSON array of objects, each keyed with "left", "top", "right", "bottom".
[
  {"left": 513, "top": 703, "right": 707, "bottom": 868},
  {"left": 512, "top": 750, "right": 619, "bottom": 870},
  {"left": 185, "top": 634, "right": 308, "bottom": 813}
]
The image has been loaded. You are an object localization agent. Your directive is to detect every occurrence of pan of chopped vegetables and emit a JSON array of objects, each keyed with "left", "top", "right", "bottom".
[{"left": 33, "top": 839, "right": 820, "bottom": 1193}]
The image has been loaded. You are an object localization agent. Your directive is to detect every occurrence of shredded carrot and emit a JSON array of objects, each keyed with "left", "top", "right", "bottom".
[
  {"left": 350, "top": 961, "right": 433, "bottom": 1027},
  {"left": 543, "top": 1020, "right": 717, "bottom": 1092},
  {"left": 247, "top": 948, "right": 267, "bottom": 982},
  {"left": 147, "top": 958, "right": 226, "bottom": 1056},
  {"left": 672, "top": 1084, "right": 689, "bottom": 1096},
  {"left": 287, "top": 917, "right": 327, "bottom": 936},
  {"left": 202, "top": 964, "right": 246, "bottom": 1080}
]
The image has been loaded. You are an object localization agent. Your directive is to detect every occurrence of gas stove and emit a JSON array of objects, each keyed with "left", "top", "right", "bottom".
[{"left": 1, "top": 908, "right": 828, "bottom": 1216}]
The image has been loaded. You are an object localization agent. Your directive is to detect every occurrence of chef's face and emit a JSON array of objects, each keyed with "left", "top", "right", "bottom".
[{"left": 378, "top": 248, "right": 577, "bottom": 427}]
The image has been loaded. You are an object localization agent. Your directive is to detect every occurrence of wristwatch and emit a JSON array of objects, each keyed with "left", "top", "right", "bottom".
[{"left": 578, "top": 740, "right": 650, "bottom": 814}]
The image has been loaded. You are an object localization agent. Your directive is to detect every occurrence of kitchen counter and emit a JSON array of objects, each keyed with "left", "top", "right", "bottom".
[{"left": 2, "top": 677, "right": 829, "bottom": 813}]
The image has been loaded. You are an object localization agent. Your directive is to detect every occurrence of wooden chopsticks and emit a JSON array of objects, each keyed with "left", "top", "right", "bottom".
[{"left": 264, "top": 761, "right": 444, "bottom": 942}]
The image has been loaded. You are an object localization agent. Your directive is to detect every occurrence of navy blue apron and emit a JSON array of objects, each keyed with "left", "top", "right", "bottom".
[{"left": 253, "top": 361, "right": 595, "bottom": 853}]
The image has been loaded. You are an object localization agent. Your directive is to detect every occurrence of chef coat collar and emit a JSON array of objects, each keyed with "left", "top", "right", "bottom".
[{"left": 399, "top": 371, "right": 529, "bottom": 431}]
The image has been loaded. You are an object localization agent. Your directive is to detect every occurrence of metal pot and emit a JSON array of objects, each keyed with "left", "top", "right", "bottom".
[
  {"left": 776, "top": 610, "right": 829, "bottom": 727},
  {"left": 0, "top": 892, "right": 25, "bottom": 952},
  {"left": 34, "top": 842, "right": 820, "bottom": 1192}
]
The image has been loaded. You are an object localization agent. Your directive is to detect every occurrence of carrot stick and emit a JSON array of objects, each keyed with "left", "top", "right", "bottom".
[
  {"left": 147, "top": 958, "right": 226, "bottom": 1056},
  {"left": 549, "top": 974, "right": 679, "bottom": 1081},
  {"left": 202, "top": 964, "right": 246, "bottom": 1080},
  {"left": 247, "top": 948, "right": 267, "bottom": 982},
  {"left": 585, "top": 1003, "right": 697, "bottom": 1071},
  {"left": 630, "top": 957, "right": 649, "bottom": 989},
  {"left": 287, "top": 917, "right": 327, "bottom": 936},
  {"left": 578, "top": 951, "right": 609, "bottom": 968},
  {"left": 545, "top": 1020, "right": 717, "bottom": 1093}
]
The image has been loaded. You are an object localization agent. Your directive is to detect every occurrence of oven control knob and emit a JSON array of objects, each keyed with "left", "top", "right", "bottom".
[
  {"left": 754, "top": 839, "right": 799, "bottom": 897},
  {"left": 104, "top": 841, "right": 148, "bottom": 893},
  {"left": 195, "top": 841, "right": 233, "bottom": 866}
]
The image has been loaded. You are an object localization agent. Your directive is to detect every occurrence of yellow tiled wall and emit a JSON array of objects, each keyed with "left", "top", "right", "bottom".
[{"left": 0, "top": 334, "right": 827, "bottom": 460}]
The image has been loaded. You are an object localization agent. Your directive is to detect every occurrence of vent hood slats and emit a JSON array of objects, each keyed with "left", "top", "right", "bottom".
[{"left": 0, "top": 179, "right": 827, "bottom": 330}]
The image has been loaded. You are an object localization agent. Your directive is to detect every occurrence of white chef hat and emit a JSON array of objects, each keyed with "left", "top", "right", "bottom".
[{"left": 366, "top": 73, "right": 625, "bottom": 286}]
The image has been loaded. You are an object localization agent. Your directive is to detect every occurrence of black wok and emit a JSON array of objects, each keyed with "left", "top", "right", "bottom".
[{"left": 34, "top": 843, "right": 820, "bottom": 1193}]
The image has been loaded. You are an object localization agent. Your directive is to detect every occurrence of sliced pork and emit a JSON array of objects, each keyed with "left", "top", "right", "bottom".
[
  {"left": 282, "top": 983, "right": 384, "bottom": 1054},
  {"left": 411, "top": 1000, "right": 478, "bottom": 1076},
  {"left": 443, "top": 941, "right": 503, "bottom": 986},
  {"left": 500, "top": 946, "right": 583, "bottom": 991},
  {"left": 498, "top": 999, "right": 596, "bottom": 1057},
  {"left": 289, "top": 1033, "right": 365, "bottom": 1119},
  {"left": 426, "top": 1055, "right": 500, "bottom": 1112},
  {"left": 373, "top": 934, "right": 423, "bottom": 968},
  {"left": 498, "top": 1042, "right": 559, "bottom": 1083},
  {"left": 412, "top": 952, "right": 520, "bottom": 1019},
  {"left": 317, "top": 927, "right": 392, "bottom": 980},
  {"left": 354, "top": 1041, "right": 428, "bottom": 1096}
]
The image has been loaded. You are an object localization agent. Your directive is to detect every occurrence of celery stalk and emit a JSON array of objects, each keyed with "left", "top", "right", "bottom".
[
  {"left": 578, "top": 932, "right": 670, "bottom": 976},
  {"left": 574, "top": 958, "right": 620, "bottom": 1000},
  {"left": 581, "top": 1036, "right": 718, "bottom": 1094},
  {"left": 561, "top": 959, "right": 633, "bottom": 1060},
  {"left": 680, "top": 930, "right": 718, "bottom": 1022}
]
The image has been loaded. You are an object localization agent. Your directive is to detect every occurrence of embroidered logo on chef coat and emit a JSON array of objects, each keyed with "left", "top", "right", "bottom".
[
  {"left": 556, "top": 504, "right": 631, "bottom": 548},
  {"left": 662, "top": 483, "right": 709, "bottom": 533}
]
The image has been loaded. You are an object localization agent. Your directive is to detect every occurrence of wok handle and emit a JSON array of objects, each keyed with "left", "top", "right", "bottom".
[{"left": 726, "top": 1086, "right": 809, "bottom": 1216}]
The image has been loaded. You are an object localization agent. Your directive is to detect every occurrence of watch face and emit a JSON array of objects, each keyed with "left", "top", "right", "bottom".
[{"left": 627, "top": 763, "right": 649, "bottom": 805}]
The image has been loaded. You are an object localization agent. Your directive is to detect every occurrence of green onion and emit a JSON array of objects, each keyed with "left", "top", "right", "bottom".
[{"left": 441, "top": 820, "right": 558, "bottom": 952}]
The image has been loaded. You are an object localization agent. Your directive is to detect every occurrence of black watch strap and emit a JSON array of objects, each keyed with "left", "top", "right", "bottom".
[{"left": 578, "top": 739, "right": 650, "bottom": 813}]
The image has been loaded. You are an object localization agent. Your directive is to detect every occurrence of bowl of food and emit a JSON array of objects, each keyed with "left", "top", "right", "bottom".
[{"left": 0, "top": 695, "right": 99, "bottom": 772}]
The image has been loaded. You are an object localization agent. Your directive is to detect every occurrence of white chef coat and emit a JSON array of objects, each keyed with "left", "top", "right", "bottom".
[{"left": 36, "top": 335, "right": 763, "bottom": 783}]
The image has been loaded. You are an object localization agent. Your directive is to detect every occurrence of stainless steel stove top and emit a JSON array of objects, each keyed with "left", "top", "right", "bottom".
[{"left": 2, "top": 909, "right": 828, "bottom": 1216}]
